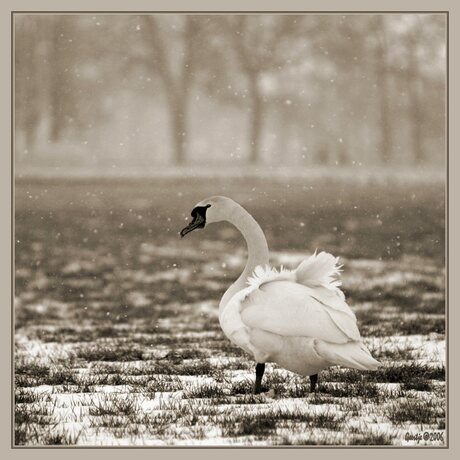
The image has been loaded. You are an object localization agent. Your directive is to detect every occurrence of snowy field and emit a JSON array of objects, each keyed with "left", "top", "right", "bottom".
[{"left": 14, "top": 175, "right": 446, "bottom": 446}]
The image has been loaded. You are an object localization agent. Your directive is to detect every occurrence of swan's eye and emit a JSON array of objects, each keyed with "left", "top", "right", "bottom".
[
  {"left": 180, "top": 205, "right": 210, "bottom": 238},
  {"left": 191, "top": 204, "right": 211, "bottom": 219}
]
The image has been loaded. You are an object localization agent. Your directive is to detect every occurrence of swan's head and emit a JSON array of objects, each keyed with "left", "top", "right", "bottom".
[{"left": 180, "top": 196, "right": 235, "bottom": 238}]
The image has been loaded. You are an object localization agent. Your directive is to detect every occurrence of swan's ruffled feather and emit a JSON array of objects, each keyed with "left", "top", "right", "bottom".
[
  {"left": 247, "top": 264, "right": 294, "bottom": 289},
  {"left": 295, "top": 250, "right": 343, "bottom": 288},
  {"left": 234, "top": 252, "right": 360, "bottom": 343},
  {"left": 247, "top": 251, "right": 344, "bottom": 292}
]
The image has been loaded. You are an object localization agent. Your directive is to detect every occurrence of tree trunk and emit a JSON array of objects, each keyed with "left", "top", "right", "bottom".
[
  {"left": 49, "top": 84, "right": 64, "bottom": 142},
  {"left": 248, "top": 76, "right": 263, "bottom": 165},
  {"left": 169, "top": 92, "right": 187, "bottom": 165},
  {"left": 143, "top": 16, "right": 195, "bottom": 166},
  {"left": 375, "top": 16, "right": 392, "bottom": 164},
  {"left": 410, "top": 82, "right": 424, "bottom": 164},
  {"left": 377, "top": 72, "right": 391, "bottom": 164},
  {"left": 406, "top": 37, "right": 424, "bottom": 164},
  {"left": 16, "top": 16, "right": 40, "bottom": 152},
  {"left": 49, "top": 16, "right": 67, "bottom": 142}
]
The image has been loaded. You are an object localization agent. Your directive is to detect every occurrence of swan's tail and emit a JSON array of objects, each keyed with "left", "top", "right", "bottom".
[
  {"left": 296, "top": 251, "right": 343, "bottom": 289},
  {"left": 316, "top": 340, "right": 381, "bottom": 371}
]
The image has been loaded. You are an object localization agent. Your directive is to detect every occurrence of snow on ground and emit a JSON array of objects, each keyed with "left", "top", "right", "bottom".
[{"left": 14, "top": 177, "right": 446, "bottom": 446}]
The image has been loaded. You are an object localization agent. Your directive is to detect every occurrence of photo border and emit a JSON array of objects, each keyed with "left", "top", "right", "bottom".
[{"left": 2, "top": 1, "right": 456, "bottom": 458}]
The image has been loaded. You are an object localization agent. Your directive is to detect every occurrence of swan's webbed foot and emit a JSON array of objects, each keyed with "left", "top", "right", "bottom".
[
  {"left": 254, "top": 362, "right": 265, "bottom": 394},
  {"left": 309, "top": 373, "right": 319, "bottom": 393}
]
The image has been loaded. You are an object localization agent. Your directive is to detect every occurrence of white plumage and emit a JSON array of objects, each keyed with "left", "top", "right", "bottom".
[
  {"left": 220, "top": 252, "right": 379, "bottom": 375},
  {"left": 181, "top": 196, "right": 380, "bottom": 389}
]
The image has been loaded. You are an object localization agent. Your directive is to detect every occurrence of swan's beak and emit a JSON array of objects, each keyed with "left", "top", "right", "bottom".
[{"left": 180, "top": 213, "right": 206, "bottom": 238}]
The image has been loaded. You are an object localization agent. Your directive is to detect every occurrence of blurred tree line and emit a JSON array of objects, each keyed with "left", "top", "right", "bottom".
[{"left": 15, "top": 14, "right": 446, "bottom": 170}]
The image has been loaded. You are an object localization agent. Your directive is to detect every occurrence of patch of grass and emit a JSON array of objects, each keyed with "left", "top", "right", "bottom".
[
  {"left": 402, "top": 380, "right": 433, "bottom": 392},
  {"left": 262, "top": 373, "right": 309, "bottom": 398},
  {"left": 144, "top": 375, "right": 184, "bottom": 393},
  {"left": 184, "top": 383, "right": 225, "bottom": 399},
  {"left": 309, "top": 393, "right": 338, "bottom": 405},
  {"left": 14, "top": 425, "right": 29, "bottom": 445},
  {"left": 239, "top": 417, "right": 278, "bottom": 436},
  {"left": 344, "top": 399, "right": 363, "bottom": 416},
  {"left": 15, "top": 420, "right": 80, "bottom": 446},
  {"left": 358, "top": 312, "right": 445, "bottom": 336},
  {"left": 397, "top": 317, "right": 445, "bottom": 335},
  {"left": 230, "top": 380, "right": 254, "bottom": 395},
  {"left": 29, "top": 325, "right": 132, "bottom": 343},
  {"left": 278, "top": 410, "right": 346, "bottom": 430},
  {"left": 92, "top": 415, "right": 131, "bottom": 429},
  {"left": 326, "top": 363, "right": 445, "bottom": 385},
  {"left": 369, "top": 363, "right": 445, "bottom": 383},
  {"left": 15, "top": 389, "right": 41, "bottom": 404},
  {"left": 174, "top": 360, "right": 212, "bottom": 376},
  {"left": 209, "top": 394, "right": 267, "bottom": 405},
  {"left": 15, "top": 401, "right": 57, "bottom": 426},
  {"left": 322, "top": 381, "right": 381, "bottom": 401},
  {"left": 348, "top": 278, "right": 445, "bottom": 314},
  {"left": 15, "top": 405, "right": 42, "bottom": 425},
  {"left": 89, "top": 395, "right": 139, "bottom": 417},
  {"left": 76, "top": 345, "right": 145, "bottom": 362},
  {"left": 134, "top": 410, "right": 180, "bottom": 435},
  {"left": 42, "top": 429, "right": 81, "bottom": 445},
  {"left": 349, "top": 433, "right": 392, "bottom": 445},
  {"left": 385, "top": 399, "right": 443, "bottom": 425},
  {"left": 42, "top": 368, "right": 80, "bottom": 386},
  {"left": 166, "top": 348, "right": 210, "bottom": 361},
  {"left": 15, "top": 361, "right": 50, "bottom": 379},
  {"left": 323, "top": 368, "right": 363, "bottom": 383},
  {"left": 221, "top": 415, "right": 277, "bottom": 437}
]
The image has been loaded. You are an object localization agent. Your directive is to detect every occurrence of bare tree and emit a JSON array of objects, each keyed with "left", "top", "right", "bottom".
[
  {"left": 14, "top": 14, "right": 446, "bottom": 168},
  {"left": 402, "top": 15, "right": 443, "bottom": 165},
  {"left": 373, "top": 15, "right": 392, "bottom": 165},
  {"left": 15, "top": 16, "right": 41, "bottom": 151},
  {"left": 49, "top": 16, "right": 67, "bottom": 142},
  {"left": 140, "top": 16, "right": 199, "bottom": 165},
  {"left": 224, "top": 16, "right": 296, "bottom": 165},
  {"left": 405, "top": 27, "right": 424, "bottom": 164}
]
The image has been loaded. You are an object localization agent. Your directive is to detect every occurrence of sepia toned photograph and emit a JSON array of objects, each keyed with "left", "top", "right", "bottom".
[{"left": 13, "top": 12, "right": 446, "bottom": 447}]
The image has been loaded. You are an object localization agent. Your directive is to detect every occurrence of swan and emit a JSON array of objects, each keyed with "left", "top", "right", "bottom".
[{"left": 180, "top": 196, "right": 380, "bottom": 394}]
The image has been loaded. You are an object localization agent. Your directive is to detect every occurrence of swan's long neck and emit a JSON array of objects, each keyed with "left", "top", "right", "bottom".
[{"left": 219, "top": 204, "right": 269, "bottom": 311}]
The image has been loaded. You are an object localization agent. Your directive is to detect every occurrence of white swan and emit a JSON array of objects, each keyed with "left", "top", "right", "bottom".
[{"left": 180, "top": 196, "right": 380, "bottom": 394}]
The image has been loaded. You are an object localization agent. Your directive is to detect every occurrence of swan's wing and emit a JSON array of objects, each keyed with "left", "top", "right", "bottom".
[
  {"left": 295, "top": 251, "right": 358, "bottom": 320},
  {"left": 307, "top": 285, "right": 356, "bottom": 321},
  {"left": 240, "top": 280, "right": 361, "bottom": 343}
]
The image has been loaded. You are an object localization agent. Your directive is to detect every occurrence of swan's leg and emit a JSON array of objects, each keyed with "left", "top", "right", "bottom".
[
  {"left": 254, "top": 363, "right": 265, "bottom": 394},
  {"left": 309, "top": 373, "right": 318, "bottom": 392}
]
